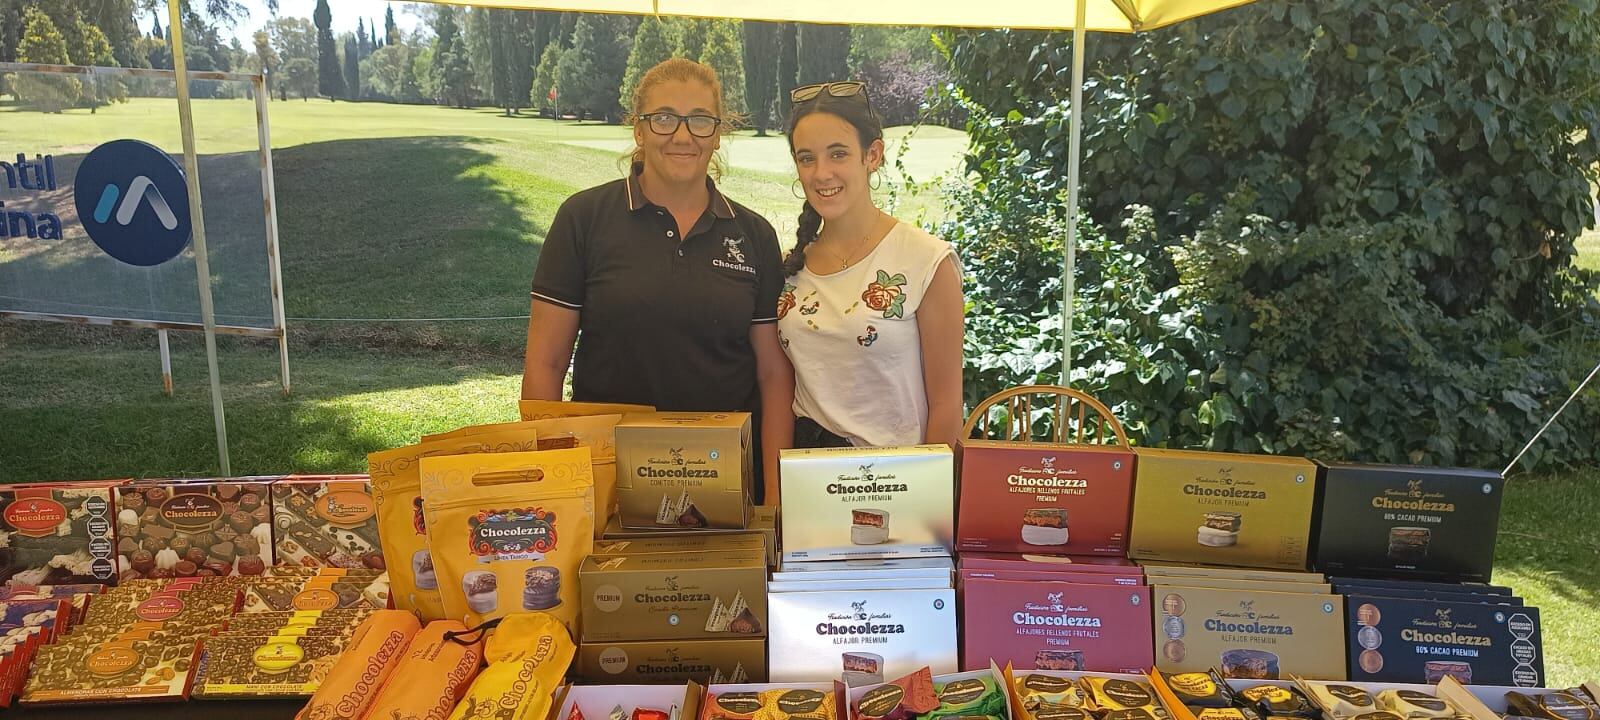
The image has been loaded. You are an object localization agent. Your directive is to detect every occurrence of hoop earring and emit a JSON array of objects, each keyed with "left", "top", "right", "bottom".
[
  {"left": 792, "top": 179, "right": 806, "bottom": 200},
  {"left": 869, "top": 171, "right": 883, "bottom": 191}
]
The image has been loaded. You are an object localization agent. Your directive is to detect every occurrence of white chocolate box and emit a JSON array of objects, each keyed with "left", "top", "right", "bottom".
[{"left": 766, "top": 587, "right": 958, "bottom": 683}]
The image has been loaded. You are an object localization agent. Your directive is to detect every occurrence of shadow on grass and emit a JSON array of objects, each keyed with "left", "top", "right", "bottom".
[{"left": 1492, "top": 471, "right": 1600, "bottom": 605}]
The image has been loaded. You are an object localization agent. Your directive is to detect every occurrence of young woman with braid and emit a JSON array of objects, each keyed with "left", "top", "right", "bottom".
[{"left": 775, "top": 81, "right": 965, "bottom": 458}]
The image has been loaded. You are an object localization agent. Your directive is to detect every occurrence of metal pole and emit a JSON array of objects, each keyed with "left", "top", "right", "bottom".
[
  {"left": 1060, "top": 0, "right": 1088, "bottom": 386},
  {"left": 254, "top": 76, "right": 292, "bottom": 397},
  {"left": 167, "top": 1, "right": 232, "bottom": 475},
  {"left": 1502, "top": 357, "right": 1600, "bottom": 476},
  {"left": 158, "top": 329, "right": 173, "bottom": 396}
]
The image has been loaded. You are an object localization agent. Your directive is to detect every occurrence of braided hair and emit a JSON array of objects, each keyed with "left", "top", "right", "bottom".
[{"left": 781, "top": 87, "right": 885, "bottom": 276}]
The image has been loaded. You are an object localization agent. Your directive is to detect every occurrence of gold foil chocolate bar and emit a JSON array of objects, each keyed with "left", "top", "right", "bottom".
[
  {"left": 116, "top": 479, "right": 277, "bottom": 580},
  {"left": 192, "top": 632, "right": 354, "bottom": 698},
  {"left": 22, "top": 637, "right": 202, "bottom": 703},
  {"left": 222, "top": 609, "right": 375, "bottom": 634},
  {"left": 271, "top": 476, "right": 384, "bottom": 569}
]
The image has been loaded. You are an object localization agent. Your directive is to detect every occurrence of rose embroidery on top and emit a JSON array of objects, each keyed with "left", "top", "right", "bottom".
[
  {"left": 862, "top": 270, "right": 908, "bottom": 319},
  {"left": 777, "top": 283, "right": 797, "bottom": 319}
]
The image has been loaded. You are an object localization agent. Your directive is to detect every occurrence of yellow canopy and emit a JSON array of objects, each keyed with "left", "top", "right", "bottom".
[{"left": 414, "top": 0, "right": 1257, "bottom": 32}]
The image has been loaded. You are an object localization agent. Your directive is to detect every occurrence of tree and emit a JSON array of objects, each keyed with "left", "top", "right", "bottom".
[
  {"left": 281, "top": 56, "right": 316, "bottom": 100},
  {"left": 152, "top": 16, "right": 163, "bottom": 40},
  {"left": 430, "top": 9, "right": 472, "bottom": 106},
  {"left": 313, "top": 0, "right": 343, "bottom": 99},
  {"left": 342, "top": 35, "right": 359, "bottom": 98},
  {"left": 267, "top": 17, "right": 317, "bottom": 68},
  {"left": 674, "top": 18, "right": 708, "bottom": 60},
  {"left": 384, "top": 6, "right": 400, "bottom": 46},
  {"left": 409, "top": 44, "right": 432, "bottom": 102},
  {"left": 466, "top": 8, "right": 493, "bottom": 103},
  {"left": 698, "top": 20, "right": 745, "bottom": 116},
  {"left": 775, "top": 22, "right": 798, "bottom": 126},
  {"left": 741, "top": 21, "right": 780, "bottom": 135},
  {"left": 556, "top": 14, "right": 632, "bottom": 121},
  {"left": 72, "top": 18, "right": 122, "bottom": 111},
  {"left": 487, "top": 9, "right": 536, "bottom": 114},
  {"left": 531, "top": 41, "right": 562, "bottom": 115},
  {"left": 356, "top": 17, "right": 371, "bottom": 60},
  {"left": 619, "top": 17, "right": 674, "bottom": 113},
  {"left": 253, "top": 30, "right": 277, "bottom": 94},
  {"left": 796, "top": 23, "right": 849, "bottom": 86},
  {"left": 14, "top": 7, "right": 80, "bottom": 112}
]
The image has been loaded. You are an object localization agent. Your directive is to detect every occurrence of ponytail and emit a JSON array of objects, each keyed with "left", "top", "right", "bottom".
[{"left": 784, "top": 202, "right": 823, "bottom": 275}]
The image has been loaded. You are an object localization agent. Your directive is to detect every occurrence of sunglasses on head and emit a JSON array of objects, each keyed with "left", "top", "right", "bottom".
[{"left": 790, "top": 81, "right": 869, "bottom": 105}]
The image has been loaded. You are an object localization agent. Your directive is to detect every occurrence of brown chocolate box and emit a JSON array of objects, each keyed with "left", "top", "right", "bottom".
[
  {"left": 115, "top": 478, "right": 279, "bottom": 580},
  {"left": 270, "top": 475, "right": 382, "bottom": 570},
  {"left": 957, "top": 442, "right": 1135, "bottom": 556},
  {"left": 577, "top": 638, "right": 767, "bottom": 684},
  {"left": 0, "top": 481, "right": 121, "bottom": 586},
  {"left": 579, "top": 548, "right": 767, "bottom": 642},
  {"left": 615, "top": 413, "right": 753, "bottom": 530}
]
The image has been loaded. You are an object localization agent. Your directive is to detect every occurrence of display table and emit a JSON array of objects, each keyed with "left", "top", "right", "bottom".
[{"left": 9, "top": 700, "right": 302, "bottom": 719}]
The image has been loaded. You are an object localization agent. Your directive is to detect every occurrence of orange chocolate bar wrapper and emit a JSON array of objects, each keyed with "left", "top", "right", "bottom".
[
  {"left": 295, "top": 609, "right": 420, "bottom": 720},
  {"left": 364, "top": 621, "right": 484, "bottom": 720}
]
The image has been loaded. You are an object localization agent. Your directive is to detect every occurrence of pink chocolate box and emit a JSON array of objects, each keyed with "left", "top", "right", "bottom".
[{"left": 960, "top": 578, "right": 1154, "bottom": 673}]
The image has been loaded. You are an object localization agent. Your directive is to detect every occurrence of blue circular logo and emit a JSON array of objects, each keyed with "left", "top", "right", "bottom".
[{"left": 73, "top": 139, "right": 191, "bottom": 267}]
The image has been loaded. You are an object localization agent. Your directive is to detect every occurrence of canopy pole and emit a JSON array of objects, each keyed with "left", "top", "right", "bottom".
[
  {"left": 167, "top": 1, "right": 232, "bottom": 475},
  {"left": 1060, "top": 0, "right": 1088, "bottom": 386}
]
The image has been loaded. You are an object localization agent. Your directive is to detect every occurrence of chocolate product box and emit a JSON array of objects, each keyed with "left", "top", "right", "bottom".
[
  {"left": 1152, "top": 584, "right": 1346, "bottom": 680},
  {"left": 961, "top": 578, "right": 1153, "bottom": 673},
  {"left": 594, "top": 533, "right": 767, "bottom": 557},
  {"left": 616, "top": 413, "right": 753, "bottom": 530},
  {"left": 846, "top": 667, "right": 1009, "bottom": 720},
  {"left": 580, "top": 549, "right": 767, "bottom": 642},
  {"left": 605, "top": 506, "right": 778, "bottom": 567},
  {"left": 1328, "top": 577, "right": 1511, "bottom": 595},
  {"left": 553, "top": 682, "right": 705, "bottom": 720},
  {"left": 1141, "top": 564, "right": 1325, "bottom": 584},
  {"left": 115, "top": 478, "right": 278, "bottom": 580},
  {"left": 270, "top": 475, "right": 382, "bottom": 570},
  {"left": 959, "top": 552, "right": 1137, "bottom": 574},
  {"left": 767, "top": 588, "right": 958, "bottom": 683},
  {"left": 519, "top": 399, "right": 654, "bottom": 420},
  {"left": 773, "top": 557, "right": 953, "bottom": 583},
  {"left": 239, "top": 574, "right": 390, "bottom": 613},
  {"left": 1139, "top": 578, "right": 1330, "bottom": 594},
  {"left": 0, "top": 482, "right": 120, "bottom": 586},
  {"left": 959, "top": 569, "right": 1142, "bottom": 586},
  {"left": 1315, "top": 464, "right": 1504, "bottom": 583},
  {"left": 578, "top": 638, "right": 768, "bottom": 684},
  {"left": 768, "top": 577, "right": 951, "bottom": 593},
  {"left": 958, "top": 441, "right": 1135, "bottom": 555},
  {"left": 1344, "top": 594, "right": 1543, "bottom": 687},
  {"left": 1129, "top": 450, "right": 1318, "bottom": 570},
  {"left": 192, "top": 631, "right": 354, "bottom": 698},
  {"left": 779, "top": 445, "right": 954, "bottom": 563},
  {"left": 1330, "top": 584, "right": 1523, "bottom": 605},
  {"left": 22, "top": 637, "right": 202, "bottom": 703}
]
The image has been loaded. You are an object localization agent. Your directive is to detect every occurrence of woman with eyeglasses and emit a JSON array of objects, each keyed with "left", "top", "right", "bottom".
[
  {"left": 776, "top": 81, "right": 965, "bottom": 455},
  {"left": 524, "top": 58, "right": 793, "bottom": 501}
]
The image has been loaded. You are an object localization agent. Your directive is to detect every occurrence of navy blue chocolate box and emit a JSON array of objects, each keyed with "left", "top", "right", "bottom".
[{"left": 1345, "top": 593, "right": 1544, "bottom": 687}]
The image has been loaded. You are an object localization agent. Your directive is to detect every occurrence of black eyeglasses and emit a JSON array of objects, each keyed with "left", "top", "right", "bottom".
[
  {"left": 639, "top": 112, "right": 722, "bottom": 138},
  {"left": 790, "top": 81, "right": 869, "bottom": 105}
]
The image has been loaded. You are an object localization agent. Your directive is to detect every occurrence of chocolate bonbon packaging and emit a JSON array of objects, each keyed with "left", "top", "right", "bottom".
[
  {"left": 1344, "top": 594, "right": 1544, "bottom": 687},
  {"left": 957, "top": 442, "right": 1135, "bottom": 555},
  {"left": 767, "top": 588, "right": 957, "bottom": 682},
  {"left": 115, "top": 478, "right": 277, "bottom": 579},
  {"left": 1129, "top": 449, "right": 1317, "bottom": 570},
  {"left": 270, "top": 475, "right": 382, "bottom": 569},
  {"left": 961, "top": 579, "right": 1152, "bottom": 673},
  {"left": 1152, "top": 584, "right": 1346, "bottom": 680},
  {"left": 1315, "top": 464, "right": 1504, "bottom": 583},
  {"left": 779, "top": 446, "right": 954, "bottom": 563},
  {"left": 0, "top": 481, "right": 118, "bottom": 586},
  {"left": 616, "top": 412, "right": 754, "bottom": 530},
  {"left": 579, "top": 548, "right": 767, "bottom": 642},
  {"left": 577, "top": 637, "right": 767, "bottom": 684},
  {"left": 604, "top": 505, "right": 779, "bottom": 567}
]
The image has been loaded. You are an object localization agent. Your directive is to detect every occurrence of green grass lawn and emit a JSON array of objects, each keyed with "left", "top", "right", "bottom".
[{"left": 1, "top": 97, "right": 1597, "bottom": 684}]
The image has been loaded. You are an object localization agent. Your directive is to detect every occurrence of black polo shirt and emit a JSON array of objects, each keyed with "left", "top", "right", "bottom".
[{"left": 530, "top": 165, "right": 783, "bottom": 414}]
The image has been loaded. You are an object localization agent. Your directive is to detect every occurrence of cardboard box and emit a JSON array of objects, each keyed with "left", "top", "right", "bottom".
[
  {"left": 1344, "top": 594, "right": 1543, "bottom": 687},
  {"left": 616, "top": 413, "right": 753, "bottom": 530},
  {"left": 779, "top": 446, "right": 954, "bottom": 563},
  {"left": 269, "top": 475, "right": 381, "bottom": 570},
  {"left": 0, "top": 481, "right": 120, "bottom": 586},
  {"left": 701, "top": 682, "right": 843, "bottom": 720},
  {"left": 1315, "top": 464, "right": 1504, "bottom": 583},
  {"left": 959, "top": 569, "right": 1142, "bottom": 586},
  {"left": 520, "top": 400, "right": 654, "bottom": 421},
  {"left": 604, "top": 507, "right": 778, "bottom": 567},
  {"left": 593, "top": 533, "right": 766, "bottom": 557},
  {"left": 1328, "top": 577, "right": 1511, "bottom": 595},
  {"left": 116, "top": 478, "right": 279, "bottom": 579},
  {"left": 768, "top": 577, "right": 951, "bottom": 593},
  {"left": 767, "top": 587, "right": 958, "bottom": 683},
  {"left": 1140, "top": 563, "right": 1325, "bottom": 584},
  {"left": 957, "top": 441, "right": 1134, "bottom": 556},
  {"left": 1129, "top": 449, "right": 1318, "bottom": 570},
  {"left": 552, "top": 682, "right": 703, "bottom": 720},
  {"left": 773, "top": 557, "right": 953, "bottom": 583},
  {"left": 577, "top": 638, "right": 767, "bottom": 684},
  {"left": 847, "top": 666, "right": 1009, "bottom": 719},
  {"left": 961, "top": 578, "right": 1153, "bottom": 673},
  {"left": 959, "top": 552, "right": 1138, "bottom": 574},
  {"left": 1138, "top": 577, "right": 1330, "bottom": 594},
  {"left": 580, "top": 549, "right": 767, "bottom": 642},
  {"left": 1152, "top": 584, "right": 1346, "bottom": 680}
]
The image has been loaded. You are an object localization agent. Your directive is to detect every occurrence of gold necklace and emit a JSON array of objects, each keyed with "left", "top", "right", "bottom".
[{"left": 819, "top": 231, "right": 870, "bottom": 272}]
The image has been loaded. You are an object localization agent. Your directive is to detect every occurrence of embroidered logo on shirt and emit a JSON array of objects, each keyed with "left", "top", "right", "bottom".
[
  {"left": 857, "top": 325, "right": 879, "bottom": 347},
  {"left": 712, "top": 235, "right": 756, "bottom": 275},
  {"left": 777, "top": 283, "right": 797, "bottom": 319}
]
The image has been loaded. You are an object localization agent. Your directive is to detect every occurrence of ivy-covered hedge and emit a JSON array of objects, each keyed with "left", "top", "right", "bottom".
[{"left": 940, "top": 0, "right": 1600, "bottom": 470}]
